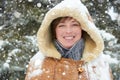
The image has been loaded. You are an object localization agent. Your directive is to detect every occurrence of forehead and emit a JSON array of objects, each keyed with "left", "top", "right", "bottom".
[{"left": 59, "top": 17, "right": 78, "bottom": 23}]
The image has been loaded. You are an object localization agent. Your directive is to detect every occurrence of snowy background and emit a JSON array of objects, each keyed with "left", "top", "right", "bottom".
[{"left": 0, "top": 0, "right": 120, "bottom": 80}]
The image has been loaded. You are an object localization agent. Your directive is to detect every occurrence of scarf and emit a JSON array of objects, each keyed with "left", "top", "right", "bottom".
[{"left": 54, "top": 38, "right": 85, "bottom": 60}]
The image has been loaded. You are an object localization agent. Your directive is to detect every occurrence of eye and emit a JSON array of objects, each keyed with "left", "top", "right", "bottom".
[
  {"left": 71, "top": 23, "right": 80, "bottom": 27},
  {"left": 57, "top": 23, "right": 65, "bottom": 28},
  {"left": 58, "top": 25, "right": 64, "bottom": 27},
  {"left": 72, "top": 23, "right": 79, "bottom": 26}
]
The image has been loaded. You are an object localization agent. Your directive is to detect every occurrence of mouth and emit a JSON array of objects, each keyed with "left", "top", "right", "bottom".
[{"left": 63, "top": 36, "right": 75, "bottom": 40}]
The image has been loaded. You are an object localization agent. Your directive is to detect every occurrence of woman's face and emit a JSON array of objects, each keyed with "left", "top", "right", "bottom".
[{"left": 55, "top": 18, "right": 82, "bottom": 49}]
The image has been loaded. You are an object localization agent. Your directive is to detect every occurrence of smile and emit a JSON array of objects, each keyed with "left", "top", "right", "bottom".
[{"left": 63, "top": 36, "right": 75, "bottom": 40}]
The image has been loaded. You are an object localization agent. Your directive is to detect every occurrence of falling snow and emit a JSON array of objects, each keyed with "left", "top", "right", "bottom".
[
  {"left": 37, "top": 3, "right": 42, "bottom": 8},
  {"left": 107, "top": 6, "right": 118, "bottom": 20}
]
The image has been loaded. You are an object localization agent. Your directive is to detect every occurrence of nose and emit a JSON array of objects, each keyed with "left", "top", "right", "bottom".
[{"left": 66, "top": 26, "right": 72, "bottom": 33}]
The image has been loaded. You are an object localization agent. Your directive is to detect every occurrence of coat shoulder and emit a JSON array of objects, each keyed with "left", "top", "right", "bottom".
[
  {"left": 25, "top": 51, "right": 45, "bottom": 80},
  {"left": 85, "top": 53, "right": 113, "bottom": 80}
]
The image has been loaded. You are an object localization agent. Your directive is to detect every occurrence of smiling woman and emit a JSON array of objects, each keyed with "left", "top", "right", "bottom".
[
  {"left": 25, "top": 0, "right": 113, "bottom": 80},
  {"left": 51, "top": 17, "right": 84, "bottom": 60}
]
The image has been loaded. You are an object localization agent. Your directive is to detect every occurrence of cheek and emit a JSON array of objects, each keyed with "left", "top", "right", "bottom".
[
  {"left": 75, "top": 29, "right": 82, "bottom": 34},
  {"left": 78, "top": 30, "right": 82, "bottom": 35},
  {"left": 76, "top": 29, "right": 82, "bottom": 38},
  {"left": 55, "top": 29, "right": 62, "bottom": 39}
]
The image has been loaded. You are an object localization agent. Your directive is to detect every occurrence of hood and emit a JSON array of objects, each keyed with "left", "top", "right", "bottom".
[{"left": 37, "top": 0, "right": 104, "bottom": 62}]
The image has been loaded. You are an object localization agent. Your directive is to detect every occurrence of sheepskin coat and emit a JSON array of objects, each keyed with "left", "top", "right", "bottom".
[{"left": 25, "top": 0, "right": 113, "bottom": 80}]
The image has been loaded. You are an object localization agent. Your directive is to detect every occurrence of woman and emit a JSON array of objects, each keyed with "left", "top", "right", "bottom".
[{"left": 25, "top": 0, "right": 113, "bottom": 80}]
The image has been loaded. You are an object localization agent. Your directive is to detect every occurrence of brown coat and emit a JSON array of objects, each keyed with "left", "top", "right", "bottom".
[
  {"left": 25, "top": 53, "right": 113, "bottom": 80},
  {"left": 26, "top": 57, "right": 88, "bottom": 80}
]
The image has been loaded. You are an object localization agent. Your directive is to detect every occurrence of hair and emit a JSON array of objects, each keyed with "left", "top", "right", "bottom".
[{"left": 50, "top": 16, "right": 79, "bottom": 40}]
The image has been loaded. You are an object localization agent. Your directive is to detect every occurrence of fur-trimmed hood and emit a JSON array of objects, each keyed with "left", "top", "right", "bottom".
[{"left": 37, "top": 0, "right": 104, "bottom": 62}]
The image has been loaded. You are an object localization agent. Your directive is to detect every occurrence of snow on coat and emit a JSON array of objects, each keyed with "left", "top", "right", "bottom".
[{"left": 25, "top": 0, "right": 113, "bottom": 80}]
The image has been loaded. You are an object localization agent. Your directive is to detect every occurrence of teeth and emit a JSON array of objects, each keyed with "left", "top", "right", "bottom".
[{"left": 64, "top": 36, "right": 74, "bottom": 39}]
